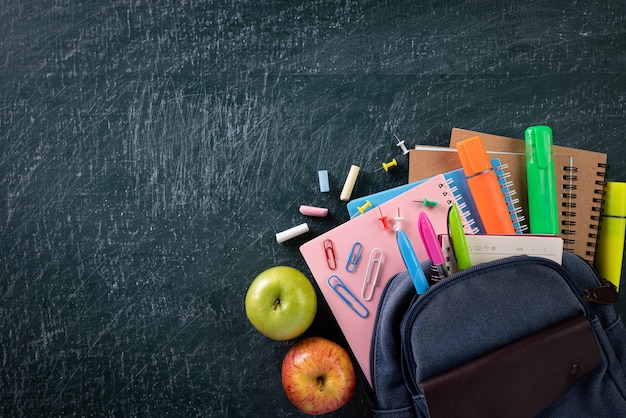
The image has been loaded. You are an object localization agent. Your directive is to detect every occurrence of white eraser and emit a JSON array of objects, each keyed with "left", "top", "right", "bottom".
[
  {"left": 318, "top": 170, "right": 330, "bottom": 193},
  {"left": 340, "top": 165, "right": 360, "bottom": 201},
  {"left": 276, "top": 223, "right": 310, "bottom": 244}
]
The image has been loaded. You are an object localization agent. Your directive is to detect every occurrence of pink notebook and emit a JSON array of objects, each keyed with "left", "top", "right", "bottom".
[{"left": 300, "top": 175, "right": 471, "bottom": 387}]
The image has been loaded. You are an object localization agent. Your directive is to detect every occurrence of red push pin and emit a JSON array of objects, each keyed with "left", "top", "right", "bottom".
[{"left": 378, "top": 207, "right": 391, "bottom": 230}]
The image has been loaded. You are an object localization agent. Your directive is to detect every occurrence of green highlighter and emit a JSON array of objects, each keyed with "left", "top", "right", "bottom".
[
  {"left": 447, "top": 203, "right": 472, "bottom": 270},
  {"left": 525, "top": 126, "right": 559, "bottom": 235}
]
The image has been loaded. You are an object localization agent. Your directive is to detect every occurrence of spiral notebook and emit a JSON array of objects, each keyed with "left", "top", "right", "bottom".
[
  {"left": 409, "top": 146, "right": 527, "bottom": 234},
  {"left": 299, "top": 174, "right": 473, "bottom": 387},
  {"left": 449, "top": 128, "right": 607, "bottom": 263},
  {"left": 347, "top": 167, "right": 483, "bottom": 234}
]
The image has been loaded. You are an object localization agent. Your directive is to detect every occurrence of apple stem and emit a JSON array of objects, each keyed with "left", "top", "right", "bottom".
[
  {"left": 317, "top": 376, "right": 324, "bottom": 391},
  {"left": 273, "top": 298, "right": 280, "bottom": 311}
]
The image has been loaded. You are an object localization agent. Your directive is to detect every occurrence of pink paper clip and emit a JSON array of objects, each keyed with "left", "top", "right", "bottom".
[
  {"left": 324, "top": 239, "right": 337, "bottom": 270},
  {"left": 361, "top": 248, "right": 383, "bottom": 301}
]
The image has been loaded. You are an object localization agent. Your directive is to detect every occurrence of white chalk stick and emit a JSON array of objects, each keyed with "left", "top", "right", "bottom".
[
  {"left": 318, "top": 170, "right": 330, "bottom": 193},
  {"left": 340, "top": 165, "right": 360, "bottom": 201},
  {"left": 299, "top": 205, "right": 329, "bottom": 217},
  {"left": 276, "top": 223, "right": 310, "bottom": 244}
]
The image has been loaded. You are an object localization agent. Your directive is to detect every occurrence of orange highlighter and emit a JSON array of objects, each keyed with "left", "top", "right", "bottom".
[{"left": 456, "top": 136, "right": 515, "bottom": 234}]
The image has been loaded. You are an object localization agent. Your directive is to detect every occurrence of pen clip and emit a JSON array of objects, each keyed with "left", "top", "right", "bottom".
[
  {"left": 328, "top": 275, "right": 369, "bottom": 318},
  {"left": 346, "top": 242, "right": 363, "bottom": 272},
  {"left": 527, "top": 126, "right": 553, "bottom": 169},
  {"left": 361, "top": 248, "right": 383, "bottom": 301}
]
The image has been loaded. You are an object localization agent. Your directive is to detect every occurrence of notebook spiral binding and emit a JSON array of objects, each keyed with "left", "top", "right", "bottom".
[
  {"left": 585, "top": 163, "right": 608, "bottom": 257},
  {"left": 444, "top": 177, "right": 480, "bottom": 234},
  {"left": 587, "top": 163, "right": 609, "bottom": 257},
  {"left": 561, "top": 164, "right": 579, "bottom": 248},
  {"left": 496, "top": 162, "right": 527, "bottom": 233},
  {"left": 560, "top": 162, "right": 607, "bottom": 259}
]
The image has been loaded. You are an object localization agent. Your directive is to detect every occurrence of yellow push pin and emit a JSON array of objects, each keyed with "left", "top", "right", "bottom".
[
  {"left": 375, "top": 158, "right": 398, "bottom": 172},
  {"left": 357, "top": 200, "right": 373, "bottom": 214}
]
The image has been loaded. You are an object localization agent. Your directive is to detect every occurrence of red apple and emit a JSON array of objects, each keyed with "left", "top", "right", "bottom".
[{"left": 281, "top": 337, "right": 356, "bottom": 415}]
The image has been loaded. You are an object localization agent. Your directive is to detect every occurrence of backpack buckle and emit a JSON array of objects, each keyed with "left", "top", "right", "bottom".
[{"left": 581, "top": 280, "right": 619, "bottom": 304}]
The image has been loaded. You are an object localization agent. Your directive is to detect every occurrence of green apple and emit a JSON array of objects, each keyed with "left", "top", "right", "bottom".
[
  {"left": 282, "top": 337, "right": 356, "bottom": 415},
  {"left": 245, "top": 266, "right": 317, "bottom": 341}
]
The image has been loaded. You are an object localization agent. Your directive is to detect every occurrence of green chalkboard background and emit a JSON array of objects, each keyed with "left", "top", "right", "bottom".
[{"left": 1, "top": 1, "right": 625, "bottom": 416}]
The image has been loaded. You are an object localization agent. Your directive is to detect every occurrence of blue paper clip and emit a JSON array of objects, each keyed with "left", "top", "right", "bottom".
[
  {"left": 346, "top": 242, "right": 363, "bottom": 272},
  {"left": 328, "top": 275, "right": 369, "bottom": 318}
]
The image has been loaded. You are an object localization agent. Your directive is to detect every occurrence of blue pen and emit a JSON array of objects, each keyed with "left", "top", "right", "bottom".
[{"left": 394, "top": 208, "right": 429, "bottom": 294}]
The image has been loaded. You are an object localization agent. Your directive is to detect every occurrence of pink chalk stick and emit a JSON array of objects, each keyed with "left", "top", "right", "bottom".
[{"left": 299, "top": 205, "right": 329, "bottom": 217}]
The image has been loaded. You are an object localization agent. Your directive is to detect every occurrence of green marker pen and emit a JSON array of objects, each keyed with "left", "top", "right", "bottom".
[
  {"left": 525, "top": 125, "right": 559, "bottom": 235},
  {"left": 447, "top": 203, "right": 471, "bottom": 270}
]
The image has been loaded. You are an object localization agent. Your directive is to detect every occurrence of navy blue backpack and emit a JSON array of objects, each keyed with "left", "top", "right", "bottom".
[{"left": 367, "top": 252, "right": 626, "bottom": 417}]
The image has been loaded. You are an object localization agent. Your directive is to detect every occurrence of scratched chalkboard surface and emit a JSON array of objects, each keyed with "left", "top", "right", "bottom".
[{"left": 1, "top": 1, "right": 625, "bottom": 416}]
